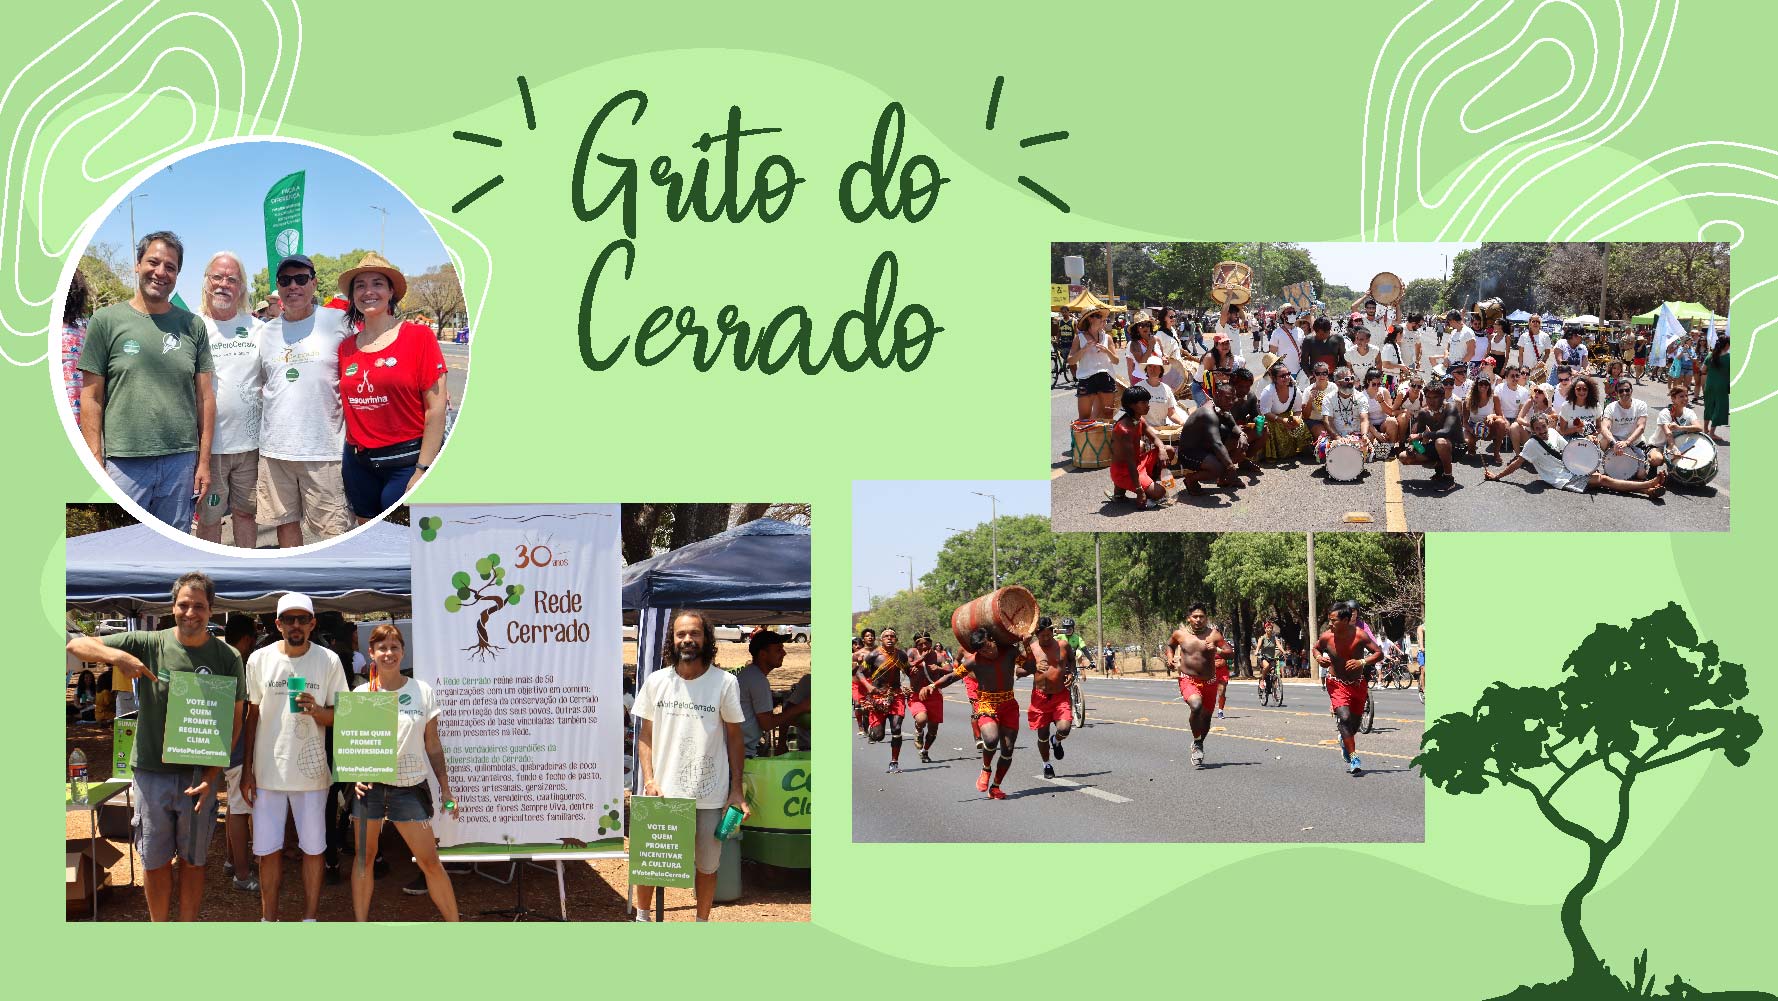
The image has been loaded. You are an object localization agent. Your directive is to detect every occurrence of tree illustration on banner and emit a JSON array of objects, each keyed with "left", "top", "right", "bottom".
[
  {"left": 443, "top": 552, "right": 524, "bottom": 660},
  {"left": 1416, "top": 603, "right": 1766, "bottom": 1000}
]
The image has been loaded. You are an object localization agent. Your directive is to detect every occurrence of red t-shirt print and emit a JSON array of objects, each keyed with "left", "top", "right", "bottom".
[{"left": 337, "top": 323, "right": 447, "bottom": 449}]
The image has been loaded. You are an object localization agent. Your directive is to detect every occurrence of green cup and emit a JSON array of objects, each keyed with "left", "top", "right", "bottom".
[{"left": 287, "top": 675, "right": 306, "bottom": 713}]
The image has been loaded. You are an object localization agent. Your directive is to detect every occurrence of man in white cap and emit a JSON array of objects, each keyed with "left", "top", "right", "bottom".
[{"left": 241, "top": 592, "right": 348, "bottom": 921}]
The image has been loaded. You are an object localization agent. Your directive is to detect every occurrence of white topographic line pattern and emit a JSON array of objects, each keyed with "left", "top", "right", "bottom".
[{"left": 1361, "top": 0, "right": 1766, "bottom": 412}]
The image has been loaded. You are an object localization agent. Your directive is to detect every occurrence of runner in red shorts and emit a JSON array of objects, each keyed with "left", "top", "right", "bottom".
[
  {"left": 1169, "top": 601, "right": 1223, "bottom": 769},
  {"left": 1024, "top": 617, "right": 1075, "bottom": 779},
  {"left": 1314, "top": 600, "right": 1383, "bottom": 776},
  {"left": 851, "top": 629, "right": 877, "bottom": 736},
  {"left": 856, "top": 627, "right": 912, "bottom": 774},
  {"left": 921, "top": 626, "right": 1034, "bottom": 800},
  {"left": 1214, "top": 631, "right": 1233, "bottom": 719},
  {"left": 903, "top": 632, "right": 948, "bottom": 764}
]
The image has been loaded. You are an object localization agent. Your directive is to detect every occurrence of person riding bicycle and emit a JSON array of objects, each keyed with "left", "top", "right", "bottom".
[{"left": 1254, "top": 621, "right": 1287, "bottom": 705}]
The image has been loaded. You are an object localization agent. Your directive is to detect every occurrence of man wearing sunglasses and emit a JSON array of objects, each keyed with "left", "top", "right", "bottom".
[
  {"left": 241, "top": 593, "right": 349, "bottom": 921},
  {"left": 1601, "top": 377, "right": 1665, "bottom": 473},
  {"left": 254, "top": 255, "right": 351, "bottom": 547}
]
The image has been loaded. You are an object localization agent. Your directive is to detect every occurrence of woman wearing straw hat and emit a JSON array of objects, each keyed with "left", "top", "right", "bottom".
[
  {"left": 351, "top": 624, "right": 459, "bottom": 921},
  {"left": 335, "top": 253, "right": 448, "bottom": 522},
  {"left": 1065, "top": 305, "right": 1122, "bottom": 423}
]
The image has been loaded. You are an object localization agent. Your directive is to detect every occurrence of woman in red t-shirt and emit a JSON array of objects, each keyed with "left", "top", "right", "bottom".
[{"left": 335, "top": 253, "right": 448, "bottom": 521}]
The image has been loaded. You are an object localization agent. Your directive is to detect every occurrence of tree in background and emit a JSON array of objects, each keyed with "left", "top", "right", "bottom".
[
  {"left": 251, "top": 249, "right": 380, "bottom": 307},
  {"left": 618, "top": 503, "right": 810, "bottom": 566},
  {"left": 77, "top": 241, "right": 132, "bottom": 312},
  {"left": 854, "top": 589, "right": 950, "bottom": 645},
  {"left": 405, "top": 263, "right": 467, "bottom": 332},
  {"left": 66, "top": 503, "right": 137, "bottom": 538},
  {"left": 1401, "top": 277, "right": 1444, "bottom": 315},
  {"left": 1417, "top": 603, "right": 1763, "bottom": 998},
  {"left": 1446, "top": 243, "right": 1551, "bottom": 312}
]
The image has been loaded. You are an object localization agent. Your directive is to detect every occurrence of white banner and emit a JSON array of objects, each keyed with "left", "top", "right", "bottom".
[{"left": 411, "top": 505, "right": 623, "bottom": 849}]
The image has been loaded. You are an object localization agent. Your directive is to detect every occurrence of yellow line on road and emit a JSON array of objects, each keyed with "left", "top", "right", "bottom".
[
  {"left": 1052, "top": 466, "right": 1066, "bottom": 480},
  {"left": 1385, "top": 458, "right": 1407, "bottom": 531}
]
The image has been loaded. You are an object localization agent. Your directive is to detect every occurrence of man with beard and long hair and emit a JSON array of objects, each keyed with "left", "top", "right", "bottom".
[
  {"left": 631, "top": 611, "right": 748, "bottom": 922},
  {"left": 193, "top": 250, "right": 263, "bottom": 546},
  {"left": 920, "top": 627, "right": 1036, "bottom": 800}
]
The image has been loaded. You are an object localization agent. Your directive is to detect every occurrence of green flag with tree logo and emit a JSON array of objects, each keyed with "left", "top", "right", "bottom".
[{"left": 263, "top": 170, "right": 305, "bottom": 275}]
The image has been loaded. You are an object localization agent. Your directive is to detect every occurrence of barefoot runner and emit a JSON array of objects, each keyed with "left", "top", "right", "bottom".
[
  {"left": 1314, "top": 600, "right": 1383, "bottom": 776},
  {"left": 1025, "top": 618, "right": 1075, "bottom": 779},
  {"left": 903, "top": 632, "right": 948, "bottom": 764},
  {"left": 921, "top": 627, "right": 1034, "bottom": 800},
  {"left": 856, "top": 627, "right": 912, "bottom": 773},
  {"left": 851, "top": 629, "right": 876, "bottom": 736},
  {"left": 1169, "top": 603, "right": 1223, "bottom": 769}
]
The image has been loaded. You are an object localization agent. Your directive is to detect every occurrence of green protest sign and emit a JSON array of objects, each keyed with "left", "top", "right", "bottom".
[
  {"left": 112, "top": 719, "right": 136, "bottom": 779},
  {"left": 161, "top": 673, "right": 236, "bottom": 767},
  {"left": 262, "top": 170, "right": 305, "bottom": 274},
  {"left": 332, "top": 692, "right": 398, "bottom": 782},
  {"left": 628, "top": 796, "right": 696, "bottom": 888}
]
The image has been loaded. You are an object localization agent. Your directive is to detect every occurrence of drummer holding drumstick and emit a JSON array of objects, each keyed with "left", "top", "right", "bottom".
[{"left": 1486, "top": 414, "right": 1667, "bottom": 498}]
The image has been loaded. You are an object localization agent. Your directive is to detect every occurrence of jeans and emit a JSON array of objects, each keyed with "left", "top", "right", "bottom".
[
  {"left": 341, "top": 444, "right": 416, "bottom": 520},
  {"left": 106, "top": 451, "right": 198, "bottom": 530}
]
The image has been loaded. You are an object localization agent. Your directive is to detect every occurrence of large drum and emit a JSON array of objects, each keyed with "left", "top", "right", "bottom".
[
  {"left": 1071, "top": 420, "right": 1113, "bottom": 470},
  {"left": 952, "top": 586, "right": 1040, "bottom": 653},
  {"left": 1211, "top": 261, "right": 1253, "bottom": 305},
  {"left": 1561, "top": 436, "right": 1603, "bottom": 477},
  {"left": 1667, "top": 432, "right": 1720, "bottom": 487},
  {"left": 1153, "top": 424, "right": 1182, "bottom": 468},
  {"left": 1601, "top": 445, "right": 1649, "bottom": 481},
  {"left": 1369, "top": 271, "right": 1404, "bottom": 306},
  {"left": 1323, "top": 435, "right": 1366, "bottom": 481}
]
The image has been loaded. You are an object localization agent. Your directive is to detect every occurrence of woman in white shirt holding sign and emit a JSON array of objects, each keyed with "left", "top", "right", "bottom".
[{"left": 351, "top": 624, "right": 458, "bottom": 922}]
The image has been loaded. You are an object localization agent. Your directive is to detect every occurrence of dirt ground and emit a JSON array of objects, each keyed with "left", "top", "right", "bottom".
[{"left": 64, "top": 644, "right": 814, "bottom": 923}]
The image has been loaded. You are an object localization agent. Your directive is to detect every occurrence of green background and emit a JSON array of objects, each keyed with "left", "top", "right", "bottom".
[{"left": 8, "top": 1, "right": 1771, "bottom": 995}]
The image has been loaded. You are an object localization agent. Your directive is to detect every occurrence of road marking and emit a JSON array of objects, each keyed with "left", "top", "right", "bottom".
[
  {"left": 1385, "top": 458, "right": 1407, "bottom": 531},
  {"left": 1052, "top": 466, "right": 1065, "bottom": 479},
  {"left": 1038, "top": 775, "right": 1133, "bottom": 803},
  {"left": 1084, "top": 692, "right": 1423, "bottom": 725},
  {"left": 1091, "top": 717, "right": 1419, "bottom": 761}
]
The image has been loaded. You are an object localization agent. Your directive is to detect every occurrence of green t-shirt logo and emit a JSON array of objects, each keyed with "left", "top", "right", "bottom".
[
  {"left": 232, "top": 326, "right": 249, "bottom": 338},
  {"left": 284, "top": 367, "right": 299, "bottom": 382},
  {"left": 344, "top": 362, "right": 359, "bottom": 376},
  {"left": 121, "top": 338, "right": 141, "bottom": 355},
  {"left": 398, "top": 692, "right": 412, "bottom": 706}
]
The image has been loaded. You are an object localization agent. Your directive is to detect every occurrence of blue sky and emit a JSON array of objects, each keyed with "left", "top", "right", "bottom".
[
  {"left": 1305, "top": 241, "right": 1481, "bottom": 291},
  {"left": 851, "top": 480, "right": 1052, "bottom": 611},
  {"left": 89, "top": 140, "right": 449, "bottom": 301}
]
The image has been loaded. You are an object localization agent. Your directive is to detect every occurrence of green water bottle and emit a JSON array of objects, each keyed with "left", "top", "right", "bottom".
[
  {"left": 715, "top": 804, "right": 745, "bottom": 841},
  {"left": 1412, "top": 439, "right": 1426, "bottom": 455}
]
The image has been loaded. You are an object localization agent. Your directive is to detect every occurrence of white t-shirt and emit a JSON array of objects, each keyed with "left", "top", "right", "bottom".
[
  {"left": 203, "top": 310, "right": 263, "bottom": 454},
  {"left": 1560, "top": 401, "right": 1601, "bottom": 435},
  {"left": 1360, "top": 317, "right": 1388, "bottom": 345},
  {"left": 631, "top": 664, "right": 744, "bottom": 809},
  {"left": 1325, "top": 390, "right": 1367, "bottom": 436},
  {"left": 1410, "top": 327, "right": 1441, "bottom": 379},
  {"left": 1521, "top": 432, "right": 1586, "bottom": 491},
  {"left": 1515, "top": 330, "right": 1550, "bottom": 370},
  {"left": 1256, "top": 382, "right": 1297, "bottom": 417},
  {"left": 1072, "top": 331, "right": 1117, "bottom": 381},
  {"left": 1364, "top": 388, "right": 1387, "bottom": 423},
  {"left": 1140, "top": 379, "right": 1181, "bottom": 427},
  {"left": 258, "top": 305, "right": 350, "bottom": 461},
  {"left": 1556, "top": 339, "right": 1588, "bottom": 371},
  {"left": 246, "top": 643, "right": 348, "bottom": 792},
  {"left": 1603, "top": 398, "right": 1649, "bottom": 443},
  {"left": 1655, "top": 406, "right": 1698, "bottom": 440},
  {"left": 1449, "top": 325, "right": 1481, "bottom": 365},
  {"left": 353, "top": 677, "right": 439, "bottom": 786},
  {"left": 1495, "top": 383, "right": 1528, "bottom": 420},
  {"left": 1268, "top": 327, "right": 1304, "bottom": 376},
  {"left": 1345, "top": 344, "right": 1380, "bottom": 384}
]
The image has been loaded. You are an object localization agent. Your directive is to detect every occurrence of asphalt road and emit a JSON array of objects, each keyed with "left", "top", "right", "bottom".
[
  {"left": 1050, "top": 378, "right": 1729, "bottom": 533},
  {"left": 851, "top": 675, "right": 1425, "bottom": 843}
]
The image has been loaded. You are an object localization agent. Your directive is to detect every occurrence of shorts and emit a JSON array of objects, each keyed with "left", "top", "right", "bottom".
[
  {"left": 1027, "top": 688, "right": 1073, "bottom": 730},
  {"left": 1076, "top": 371, "right": 1117, "bottom": 397},
  {"left": 1177, "top": 445, "right": 1215, "bottom": 472},
  {"left": 851, "top": 679, "right": 866, "bottom": 707},
  {"left": 867, "top": 691, "right": 908, "bottom": 729},
  {"left": 224, "top": 763, "right": 251, "bottom": 815},
  {"left": 906, "top": 691, "right": 945, "bottom": 723},
  {"left": 255, "top": 456, "right": 351, "bottom": 537},
  {"left": 1178, "top": 674, "right": 1217, "bottom": 705},
  {"left": 106, "top": 451, "right": 198, "bottom": 531},
  {"left": 1327, "top": 677, "right": 1370, "bottom": 717},
  {"left": 130, "top": 767, "right": 218, "bottom": 869},
  {"left": 1216, "top": 664, "right": 1230, "bottom": 687},
  {"left": 1110, "top": 449, "right": 1160, "bottom": 492},
  {"left": 972, "top": 691, "right": 1020, "bottom": 732},
  {"left": 251, "top": 787, "right": 330, "bottom": 856},
  {"left": 198, "top": 450, "right": 259, "bottom": 525},
  {"left": 341, "top": 442, "right": 418, "bottom": 520},
  {"left": 694, "top": 807, "right": 724, "bottom": 874},
  {"left": 352, "top": 781, "right": 433, "bottom": 823}
]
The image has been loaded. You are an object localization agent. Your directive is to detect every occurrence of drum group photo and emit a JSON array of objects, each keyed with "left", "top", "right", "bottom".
[
  {"left": 57, "top": 141, "right": 473, "bottom": 550},
  {"left": 1050, "top": 242, "right": 1731, "bottom": 534}
]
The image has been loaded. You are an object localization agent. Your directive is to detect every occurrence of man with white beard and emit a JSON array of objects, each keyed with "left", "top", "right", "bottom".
[{"left": 194, "top": 251, "right": 263, "bottom": 547}]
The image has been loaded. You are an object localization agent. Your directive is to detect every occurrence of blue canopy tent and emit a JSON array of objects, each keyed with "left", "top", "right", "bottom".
[
  {"left": 66, "top": 522, "right": 411, "bottom": 615},
  {"left": 1505, "top": 309, "right": 1533, "bottom": 322},
  {"left": 1541, "top": 312, "right": 1563, "bottom": 325},
  {"left": 621, "top": 518, "right": 810, "bottom": 627}
]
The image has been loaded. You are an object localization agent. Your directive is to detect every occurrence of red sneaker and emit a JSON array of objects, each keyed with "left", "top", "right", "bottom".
[
  {"left": 989, "top": 786, "right": 1007, "bottom": 800},
  {"left": 976, "top": 769, "right": 990, "bottom": 792}
]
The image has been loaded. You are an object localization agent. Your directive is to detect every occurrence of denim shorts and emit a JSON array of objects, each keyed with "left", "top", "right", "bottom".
[
  {"left": 131, "top": 767, "right": 218, "bottom": 869},
  {"left": 106, "top": 452, "right": 197, "bottom": 531},
  {"left": 352, "top": 781, "right": 433, "bottom": 823}
]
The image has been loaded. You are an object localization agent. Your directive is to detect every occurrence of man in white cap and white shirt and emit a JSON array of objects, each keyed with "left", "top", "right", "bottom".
[{"left": 241, "top": 592, "right": 348, "bottom": 921}]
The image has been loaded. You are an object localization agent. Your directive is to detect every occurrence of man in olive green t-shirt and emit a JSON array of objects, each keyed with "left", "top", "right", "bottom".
[
  {"left": 76, "top": 230, "right": 215, "bottom": 531},
  {"left": 66, "top": 571, "right": 243, "bottom": 922}
]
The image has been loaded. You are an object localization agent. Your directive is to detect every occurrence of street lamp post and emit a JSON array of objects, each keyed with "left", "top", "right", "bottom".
[
  {"left": 856, "top": 584, "right": 873, "bottom": 609},
  {"left": 970, "top": 491, "right": 999, "bottom": 588},
  {"left": 895, "top": 554, "right": 915, "bottom": 592},
  {"left": 370, "top": 205, "right": 390, "bottom": 256}
]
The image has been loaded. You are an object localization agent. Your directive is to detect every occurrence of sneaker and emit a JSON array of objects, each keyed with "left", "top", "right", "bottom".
[
  {"left": 886, "top": 762, "right": 900, "bottom": 774},
  {"left": 988, "top": 786, "right": 1007, "bottom": 800},
  {"left": 403, "top": 873, "right": 429, "bottom": 896},
  {"left": 1217, "top": 709, "right": 1225, "bottom": 719},
  {"left": 976, "top": 769, "right": 990, "bottom": 792},
  {"left": 1190, "top": 746, "right": 1205, "bottom": 769},
  {"left": 1051, "top": 736, "right": 1065, "bottom": 760},
  {"left": 232, "top": 876, "right": 259, "bottom": 893},
  {"left": 919, "top": 751, "right": 932, "bottom": 764},
  {"left": 1350, "top": 756, "right": 1364, "bottom": 776},
  {"left": 1043, "top": 763, "right": 1056, "bottom": 779}
]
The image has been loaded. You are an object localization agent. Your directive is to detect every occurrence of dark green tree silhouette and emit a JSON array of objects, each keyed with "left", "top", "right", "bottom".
[
  {"left": 1417, "top": 603, "right": 1763, "bottom": 998},
  {"left": 443, "top": 552, "right": 525, "bottom": 661}
]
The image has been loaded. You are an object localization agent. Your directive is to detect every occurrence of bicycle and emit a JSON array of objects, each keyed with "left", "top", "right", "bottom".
[
  {"left": 1257, "top": 662, "right": 1285, "bottom": 707},
  {"left": 1376, "top": 656, "right": 1414, "bottom": 689},
  {"left": 1069, "top": 674, "right": 1086, "bottom": 727}
]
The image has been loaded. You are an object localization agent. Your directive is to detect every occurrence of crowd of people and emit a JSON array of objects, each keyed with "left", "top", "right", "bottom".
[
  {"left": 852, "top": 603, "right": 1424, "bottom": 794},
  {"left": 1058, "top": 298, "right": 1729, "bottom": 504},
  {"left": 62, "top": 232, "right": 452, "bottom": 546}
]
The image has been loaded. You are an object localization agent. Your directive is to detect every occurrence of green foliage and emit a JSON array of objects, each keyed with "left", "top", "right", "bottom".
[
  {"left": 1402, "top": 277, "right": 1444, "bottom": 314},
  {"left": 251, "top": 248, "right": 380, "bottom": 307},
  {"left": 856, "top": 589, "right": 950, "bottom": 645}
]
